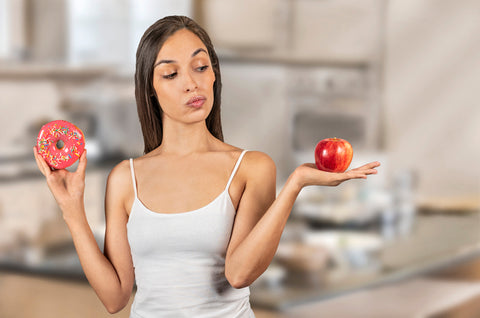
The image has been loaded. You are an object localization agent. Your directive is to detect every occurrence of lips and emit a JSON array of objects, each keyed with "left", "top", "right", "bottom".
[{"left": 186, "top": 95, "right": 206, "bottom": 108}]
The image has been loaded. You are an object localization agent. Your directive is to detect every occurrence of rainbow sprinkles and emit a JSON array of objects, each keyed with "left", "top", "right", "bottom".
[{"left": 36, "top": 120, "right": 85, "bottom": 169}]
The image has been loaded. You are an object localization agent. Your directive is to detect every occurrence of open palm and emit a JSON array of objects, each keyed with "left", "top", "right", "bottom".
[{"left": 296, "top": 161, "right": 380, "bottom": 187}]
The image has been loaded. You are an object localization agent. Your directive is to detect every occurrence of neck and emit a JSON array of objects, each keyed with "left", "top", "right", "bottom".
[{"left": 159, "top": 120, "right": 215, "bottom": 156}]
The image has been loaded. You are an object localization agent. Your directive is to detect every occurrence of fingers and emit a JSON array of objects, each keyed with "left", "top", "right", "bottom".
[
  {"left": 352, "top": 168, "right": 378, "bottom": 178},
  {"left": 344, "top": 164, "right": 379, "bottom": 181},
  {"left": 350, "top": 161, "right": 380, "bottom": 173},
  {"left": 76, "top": 149, "right": 87, "bottom": 176},
  {"left": 362, "top": 161, "right": 381, "bottom": 169},
  {"left": 364, "top": 168, "right": 378, "bottom": 175},
  {"left": 33, "top": 146, "right": 52, "bottom": 177}
]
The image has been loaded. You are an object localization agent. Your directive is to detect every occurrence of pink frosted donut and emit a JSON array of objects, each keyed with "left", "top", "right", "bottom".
[{"left": 36, "top": 120, "right": 85, "bottom": 169}]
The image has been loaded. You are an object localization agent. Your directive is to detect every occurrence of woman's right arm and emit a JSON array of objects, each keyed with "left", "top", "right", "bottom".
[{"left": 33, "top": 148, "right": 134, "bottom": 314}]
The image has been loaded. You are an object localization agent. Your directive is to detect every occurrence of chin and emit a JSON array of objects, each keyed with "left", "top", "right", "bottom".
[{"left": 186, "top": 109, "right": 211, "bottom": 123}]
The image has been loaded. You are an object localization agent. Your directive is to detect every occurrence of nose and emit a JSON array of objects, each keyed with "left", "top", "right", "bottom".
[{"left": 184, "top": 72, "right": 198, "bottom": 92}]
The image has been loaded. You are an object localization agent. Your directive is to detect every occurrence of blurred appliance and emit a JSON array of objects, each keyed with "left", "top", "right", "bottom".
[
  {"left": 286, "top": 65, "right": 387, "bottom": 227},
  {"left": 287, "top": 65, "right": 381, "bottom": 168}
]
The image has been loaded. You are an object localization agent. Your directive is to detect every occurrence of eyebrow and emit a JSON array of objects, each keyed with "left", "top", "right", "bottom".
[{"left": 154, "top": 48, "right": 208, "bottom": 68}]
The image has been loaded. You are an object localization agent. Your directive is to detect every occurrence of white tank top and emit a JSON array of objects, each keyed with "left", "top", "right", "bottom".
[{"left": 127, "top": 150, "right": 255, "bottom": 318}]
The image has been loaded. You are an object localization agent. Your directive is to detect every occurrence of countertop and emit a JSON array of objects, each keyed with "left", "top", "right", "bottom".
[
  {"left": 1, "top": 211, "right": 480, "bottom": 311},
  {"left": 250, "top": 211, "right": 480, "bottom": 310}
]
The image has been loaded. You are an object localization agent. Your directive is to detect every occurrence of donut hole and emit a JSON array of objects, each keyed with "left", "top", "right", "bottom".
[{"left": 56, "top": 140, "right": 65, "bottom": 150}]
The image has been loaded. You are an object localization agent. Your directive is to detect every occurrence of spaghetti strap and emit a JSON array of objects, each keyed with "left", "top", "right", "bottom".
[
  {"left": 225, "top": 150, "right": 248, "bottom": 191},
  {"left": 129, "top": 158, "right": 138, "bottom": 198}
]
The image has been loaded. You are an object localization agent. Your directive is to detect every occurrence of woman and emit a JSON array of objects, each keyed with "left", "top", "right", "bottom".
[{"left": 33, "top": 16, "right": 379, "bottom": 317}]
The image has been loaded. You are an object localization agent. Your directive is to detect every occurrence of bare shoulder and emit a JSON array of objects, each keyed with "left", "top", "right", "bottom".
[
  {"left": 107, "top": 159, "right": 131, "bottom": 186},
  {"left": 106, "top": 159, "right": 133, "bottom": 213},
  {"left": 244, "top": 151, "right": 276, "bottom": 167},
  {"left": 242, "top": 151, "right": 276, "bottom": 180}
]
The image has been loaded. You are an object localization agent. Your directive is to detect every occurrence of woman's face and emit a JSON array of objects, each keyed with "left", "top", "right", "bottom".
[{"left": 152, "top": 29, "right": 215, "bottom": 125}]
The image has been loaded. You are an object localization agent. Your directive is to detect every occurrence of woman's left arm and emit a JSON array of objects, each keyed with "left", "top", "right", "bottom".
[{"left": 224, "top": 151, "right": 380, "bottom": 288}]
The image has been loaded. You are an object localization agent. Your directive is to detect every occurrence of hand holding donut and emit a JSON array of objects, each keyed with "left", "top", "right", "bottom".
[
  {"left": 33, "top": 120, "right": 88, "bottom": 218},
  {"left": 34, "top": 145, "right": 87, "bottom": 217}
]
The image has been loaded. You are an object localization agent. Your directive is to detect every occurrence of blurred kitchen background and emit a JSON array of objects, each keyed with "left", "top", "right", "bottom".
[{"left": 1, "top": 0, "right": 480, "bottom": 317}]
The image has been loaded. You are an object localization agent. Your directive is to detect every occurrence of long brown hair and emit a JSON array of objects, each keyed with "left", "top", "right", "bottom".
[{"left": 135, "top": 15, "right": 223, "bottom": 154}]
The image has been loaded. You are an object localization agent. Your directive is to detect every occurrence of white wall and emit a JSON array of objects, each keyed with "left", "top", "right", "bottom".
[
  {"left": 0, "top": 0, "right": 8, "bottom": 58},
  {"left": 385, "top": 0, "right": 480, "bottom": 203}
]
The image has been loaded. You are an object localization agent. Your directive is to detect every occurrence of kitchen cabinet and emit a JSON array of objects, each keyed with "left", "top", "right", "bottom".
[
  {"left": 290, "top": 0, "right": 383, "bottom": 63},
  {"left": 199, "top": 0, "right": 385, "bottom": 64},
  {"left": 199, "top": 0, "right": 277, "bottom": 50}
]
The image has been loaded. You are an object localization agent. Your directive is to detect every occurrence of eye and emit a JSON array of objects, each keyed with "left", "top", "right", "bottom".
[
  {"left": 196, "top": 65, "right": 209, "bottom": 72},
  {"left": 162, "top": 72, "right": 177, "bottom": 79}
]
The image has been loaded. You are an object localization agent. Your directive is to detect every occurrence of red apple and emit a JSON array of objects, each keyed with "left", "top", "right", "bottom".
[{"left": 315, "top": 138, "right": 353, "bottom": 172}]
